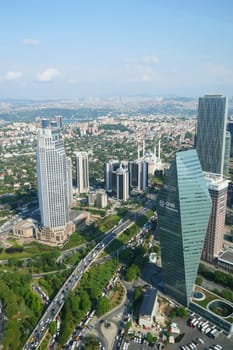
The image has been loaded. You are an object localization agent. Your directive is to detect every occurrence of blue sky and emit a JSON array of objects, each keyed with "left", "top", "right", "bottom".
[{"left": 1, "top": 0, "right": 233, "bottom": 98}]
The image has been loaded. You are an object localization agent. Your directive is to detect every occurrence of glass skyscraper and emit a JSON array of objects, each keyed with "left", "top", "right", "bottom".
[
  {"left": 157, "top": 150, "right": 211, "bottom": 306},
  {"left": 37, "top": 128, "right": 69, "bottom": 230},
  {"left": 196, "top": 95, "right": 228, "bottom": 175}
]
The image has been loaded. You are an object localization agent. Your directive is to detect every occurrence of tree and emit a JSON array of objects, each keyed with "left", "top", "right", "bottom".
[
  {"left": 49, "top": 321, "right": 57, "bottom": 335},
  {"left": 196, "top": 276, "right": 203, "bottom": 286},
  {"left": 96, "top": 297, "right": 111, "bottom": 316},
  {"left": 125, "top": 264, "right": 140, "bottom": 282}
]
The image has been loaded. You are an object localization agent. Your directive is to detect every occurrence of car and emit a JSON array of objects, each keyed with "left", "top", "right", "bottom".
[{"left": 198, "top": 338, "right": 204, "bottom": 344}]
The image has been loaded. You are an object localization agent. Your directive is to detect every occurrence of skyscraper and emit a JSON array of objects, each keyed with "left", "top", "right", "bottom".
[
  {"left": 157, "top": 150, "right": 211, "bottom": 306},
  {"left": 66, "top": 157, "right": 73, "bottom": 206},
  {"left": 114, "top": 166, "right": 129, "bottom": 201},
  {"left": 104, "top": 160, "right": 120, "bottom": 192},
  {"left": 196, "top": 95, "right": 228, "bottom": 174},
  {"left": 224, "top": 131, "right": 231, "bottom": 175},
  {"left": 37, "top": 128, "right": 72, "bottom": 243},
  {"left": 202, "top": 173, "right": 228, "bottom": 263},
  {"left": 75, "top": 151, "right": 89, "bottom": 194},
  {"left": 129, "top": 159, "right": 148, "bottom": 191}
]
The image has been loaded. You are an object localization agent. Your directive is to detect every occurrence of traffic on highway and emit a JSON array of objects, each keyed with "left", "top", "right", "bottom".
[{"left": 23, "top": 219, "right": 133, "bottom": 350}]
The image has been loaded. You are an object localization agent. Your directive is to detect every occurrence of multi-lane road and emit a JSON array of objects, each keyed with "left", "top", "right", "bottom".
[{"left": 23, "top": 219, "right": 134, "bottom": 350}]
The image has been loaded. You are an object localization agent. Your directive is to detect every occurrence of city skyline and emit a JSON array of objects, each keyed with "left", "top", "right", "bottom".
[{"left": 1, "top": 0, "right": 233, "bottom": 98}]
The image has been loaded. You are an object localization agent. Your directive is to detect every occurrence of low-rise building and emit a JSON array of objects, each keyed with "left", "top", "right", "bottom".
[
  {"left": 217, "top": 249, "right": 233, "bottom": 273},
  {"left": 139, "top": 288, "right": 158, "bottom": 328},
  {"left": 13, "top": 219, "right": 37, "bottom": 238}
]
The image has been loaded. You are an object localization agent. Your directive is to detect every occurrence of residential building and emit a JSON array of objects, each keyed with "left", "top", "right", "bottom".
[
  {"left": 75, "top": 151, "right": 89, "bottom": 194},
  {"left": 202, "top": 173, "right": 228, "bottom": 263},
  {"left": 157, "top": 149, "right": 211, "bottom": 306},
  {"left": 55, "top": 115, "right": 63, "bottom": 129},
  {"left": 196, "top": 94, "right": 228, "bottom": 174}
]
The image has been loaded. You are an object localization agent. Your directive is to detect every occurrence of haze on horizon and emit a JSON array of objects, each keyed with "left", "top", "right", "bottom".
[{"left": 1, "top": 0, "right": 233, "bottom": 99}]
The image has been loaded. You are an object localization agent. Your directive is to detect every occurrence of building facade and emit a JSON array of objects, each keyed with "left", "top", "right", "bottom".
[
  {"left": 75, "top": 151, "right": 89, "bottom": 194},
  {"left": 104, "top": 160, "right": 120, "bottom": 192},
  {"left": 224, "top": 131, "right": 231, "bottom": 175},
  {"left": 66, "top": 157, "right": 73, "bottom": 206},
  {"left": 196, "top": 95, "right": 228, "bottom": 174},
  {"left": 113, "top": 166, "right": 129, "bottom": 201},
  {"left": 202, "top": 173, "right": 228, "bottom": 263},
  {"left": 129, "top": 159, "right": 148, "bottom": 191},
  {"left": 157, "top": 149, "right": 211, "bottom": 306},
  {"left": 37, "top": 128, "right": 71, "bottom": 243}
]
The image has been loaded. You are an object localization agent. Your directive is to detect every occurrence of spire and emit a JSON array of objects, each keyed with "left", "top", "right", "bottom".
[
  {"left": 158, "top": 139, "right": 161, "bottom": 159},
  {"left": 138, "top": 144, "right": 140, "bottom": 159}
]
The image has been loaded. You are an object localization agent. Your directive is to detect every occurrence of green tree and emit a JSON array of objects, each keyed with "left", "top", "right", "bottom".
[
  {"left": 196, "top": 276, "right": 203, "bottom": 286},
  {"left": 96, "top": 297, "right": 111, "bottom": 316},
  {"left": 49, "top": 321, "right": 57, "bottom": 335}
]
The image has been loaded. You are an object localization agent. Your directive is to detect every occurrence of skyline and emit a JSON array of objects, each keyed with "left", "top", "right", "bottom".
[{"left": 1, "top": 0, "right": 233, "bottom": 98}]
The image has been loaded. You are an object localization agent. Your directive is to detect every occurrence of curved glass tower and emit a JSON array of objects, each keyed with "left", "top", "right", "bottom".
[{"left": 157, "top": 150, "right": 211, "bottom": 306}]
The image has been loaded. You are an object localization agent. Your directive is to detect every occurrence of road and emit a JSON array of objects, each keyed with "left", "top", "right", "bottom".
[{"left": 23, "top": 219, "right": 134, "bottom": 350}]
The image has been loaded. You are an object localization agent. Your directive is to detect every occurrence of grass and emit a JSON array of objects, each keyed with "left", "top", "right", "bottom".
[
  {"left": 38, "top": 333, "right": 51, "bottom": 350},
  {"left": 62, "top": 231, "right": 86, "bottom": 250},
  {"left": 0, "top": 241, "right": 59, "bottom": 260},
  {"left": 105, "top": 223, "right": 140, "bottom": 254},
  {"left": 98, "top": 214, "right": 120, "bottom": 233},
  {"left": 194, "top": 288, "right": 221, "bottom": 308}
]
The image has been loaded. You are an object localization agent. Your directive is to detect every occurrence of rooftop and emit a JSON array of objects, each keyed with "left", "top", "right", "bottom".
[
  {"left": 218, "top": 249, "right": 233, "bottom": 266},
  {"left": 140, "top": 288, "right": 157, "bottom": 316}
]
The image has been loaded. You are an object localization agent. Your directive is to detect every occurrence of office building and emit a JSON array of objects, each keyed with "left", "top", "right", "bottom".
[
  {"left": 129, "top": 159, "right": 148, "bottom": 191},
  {"left": 41, "top": 119, "right": 50, "bottom": 129},
  {"left": 139, "top": 288, "right": 158, "bottom": 328},
  {"left": 66, "top": 157, "right": 73, "bottom": 206},
  {"left": 157, "top": 150, "right": 211, "bottom": 306},
  {"left": 112, "top": 166, "right": 129, "bottom": 201},
  {"left": 224, "top": 131, "right": 231, "bottom": 175},
  {"left": 37, "top": 128, "right": 73, "bottom": 243},
  {"left": 227, "top": 121, "right": 233, "bottom": 157},
  {"left": 104, "top": 160, "right": 120, "bottom": 192},
  {"left": 75, "top": 151, "right": 89, "bottom": 194},
  {"left": 96, "top": 189, "right": 108, "bottom": 208},
  {"left": 56, "top": 115, "right": 63, "bottom": 129},
  {"left": 196, "top": 95, "right": 228, "bottom": 174},
  {"left": 202, "top": 173, "right": 228, "bottom": 263}
]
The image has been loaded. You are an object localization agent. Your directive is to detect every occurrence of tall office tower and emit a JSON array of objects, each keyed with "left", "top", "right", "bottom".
[
  {"left": 157, "top": 150, "right": 211, "bottom": 306},
  {"left": 50, "top": 120, "right": 57, "bottom": 128},
  {"left": 37, "top": 128, "right": 70, "bottom": 243},
  {"left": 112, "top": 166, "right": 129, "bottom": 201},
  {"left": 56, "top": 115, "right": 63, "bottom": 129},
  {"left": 224, "top": 131, "right": 231, "bottom": 175},
  {"left": 196, "top": 95, "right": 228, "bottom": 174},
  {"left": 96, "top": 189, "right": 108, "bottom": 208},
  {"left": 202, "top": 173, "right": 228, "bottom": 263},
  {"left": 104, "top": 160, "right": 120, "bottom": 192},
  {"left": 41, "top": 119, "right": 50, "bottom": 129},
  {"left": 129, "top": 160, "right": 148, "bottom": 191},
  {"left": 66, "top": 157, "right": 73, "bottom": 206},
  {"left": 75, "top": 151, "right": 89, "bottom": 194},
  {"left": 227, "top": 121, "right": 233, "bottom": 157}
]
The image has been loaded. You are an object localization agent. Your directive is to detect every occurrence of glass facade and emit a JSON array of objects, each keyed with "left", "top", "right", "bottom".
[
  {"left": 196, "top": 95, "right": 227, "bottom": 175},
  {"left": 157, "top": 150, "right": 211, "bottom": 306}
]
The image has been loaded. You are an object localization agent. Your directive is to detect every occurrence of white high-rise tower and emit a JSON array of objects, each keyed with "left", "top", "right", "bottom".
[
  {"left": 37, "top": 129, "right": 73, "bottom": 243},
  {"left": 75, "top": 151, "right": 89, "bottom": 194}
]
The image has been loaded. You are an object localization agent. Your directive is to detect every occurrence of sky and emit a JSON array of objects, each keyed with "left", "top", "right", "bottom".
[{"left": 1, "top": 0, "right": 233, "bottom": 99}]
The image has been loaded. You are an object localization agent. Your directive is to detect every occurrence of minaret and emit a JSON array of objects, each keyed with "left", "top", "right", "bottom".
[
  {"left": 138, "top": 144, "right": 140, "bottom": 160},
  {"left": 143, "top": 140, "right": 145, "bottom": 156},
  {"left": 154, "top": 144, "right": 157, "bottom": 158}
]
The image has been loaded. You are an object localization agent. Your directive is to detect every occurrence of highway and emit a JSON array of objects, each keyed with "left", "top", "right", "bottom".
[{"left": 23, "top": 219, "right": 133, "bottom": 350}]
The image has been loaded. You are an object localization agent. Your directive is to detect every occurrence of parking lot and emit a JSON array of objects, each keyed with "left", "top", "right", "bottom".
[{"left": 166, "top": 316, "right": 233, "bottom": 350}]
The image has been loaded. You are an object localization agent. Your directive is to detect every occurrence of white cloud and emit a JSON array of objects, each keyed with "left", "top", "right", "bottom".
[
  {"left": 5, "top": 71, "right": 23, "bottom": 80},
  {"left": 37, "top": 68, "right": 61, "bottom": 82},
  {"left": 23, "top": 38, "right": 40, "bottom": 46},
  {"left": 142, "top": 55, "right": 159, "bottom": 65}
]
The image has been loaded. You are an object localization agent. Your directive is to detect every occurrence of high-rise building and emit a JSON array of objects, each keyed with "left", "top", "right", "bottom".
[
  {"left": 104, "top": 160, "right": 120, "bottom": 192},
  {"left": 96, "top": 189, "right": 108, "bottom": 208},
  {"left": 129, "top": 159, "right": 148, "bottom": 191},
  {"left": 202, "top": 173, "right": 228, "bottom": 263},
  {"left": 113, "top": 166, "right": 129, "bottom": 201},
  {"left": 41, "top": 119, "right": 50, "bottom": 129},
  {"left": 66, "top": 157, "right": 73, "bottom": 206},
  {"left": 55, "top": 115, "right": 63, "bottom": 129},
  {"left": 196, "top": 95, "right": 228, "bottom": 174},
  {"left": 224, "top": 131, "right": 231, "bottom": 175},
  {"left": 75, "top": 151, "right": 89, "bottom": 194},
  {"left": 227, "top": 121, "right": 233, "bottom": 157},
  {"left": 157, "top": 150, "right": 211, "bottom": 306},
  {"left": 37, "top": 128, "right": 73, "bottom": 243}
]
